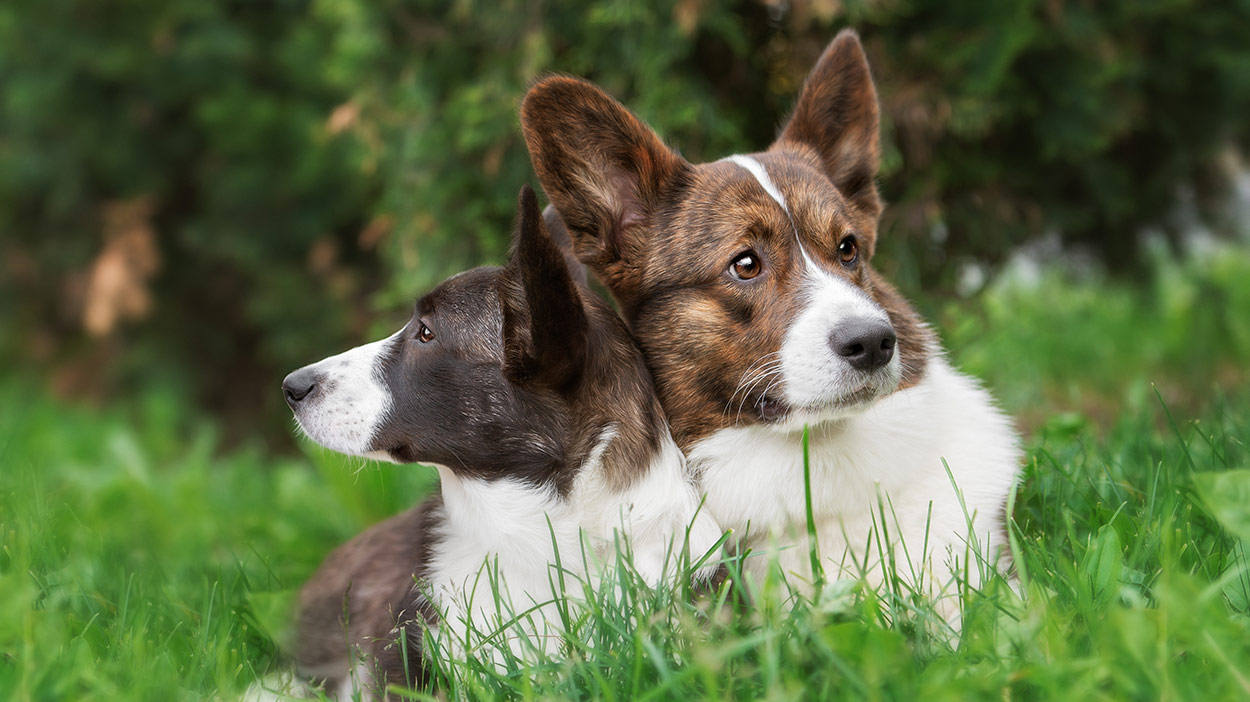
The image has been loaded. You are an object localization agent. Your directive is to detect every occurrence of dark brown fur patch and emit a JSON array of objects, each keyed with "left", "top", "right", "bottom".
[
  {"left": 500, "top": 185, "right": 589, "bottom": 393},
  {"left": 296, "top": 499, "right": 443, "bottom": 692}
]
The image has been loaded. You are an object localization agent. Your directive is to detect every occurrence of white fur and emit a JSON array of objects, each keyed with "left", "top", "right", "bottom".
[
  {"left": 239, "top": 671, "right": 306, "bottom": 702},
  {"left": 289, "top": 329, "right": 401, "bottom": 456},
  {"left": 336, "top": 662, "right": 374, "bottom": 700},
  {"left": 426, "top": 469, "right": 578, "bottom": 662},
  {"left": 569, "top": 429, "right": 723, "bottom": 584},
  {"left": 424, "top": 428, "right": 721, "bottom": 662},
  {"left": 690, "top": 356, "right": 1019, "bottom": 617}
]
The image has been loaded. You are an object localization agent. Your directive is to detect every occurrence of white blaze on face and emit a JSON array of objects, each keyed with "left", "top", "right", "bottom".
[
  {"left": 722, "top": 155, "right": 901, "bottom": 417},
  {"left": 288, "top": 329, "right": 401, "bottom": 456}
]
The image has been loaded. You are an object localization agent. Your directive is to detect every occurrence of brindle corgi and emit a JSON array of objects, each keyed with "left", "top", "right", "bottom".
[{"left": 520, "top": 30, "right": 1020, "bottom": 620}]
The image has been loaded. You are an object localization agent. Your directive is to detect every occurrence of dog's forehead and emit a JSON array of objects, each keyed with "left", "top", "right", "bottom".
[
  {"left": 652, "top": 156, "right": 855, "bottom": 270},
  {"left": 725, "top": 154, "right": 848, "bottom": 223},
  {"left": 673, "top": 157, "right": 846, "bottom": 234},
  {"left": 653, "top": 162, "right": 786, "bottom": 256},
  {"left": 419, "top": 267, "right": 504, "bottom": 346},
  {"left": 696, "top": 161, "right": 791, "bottom": 220}
]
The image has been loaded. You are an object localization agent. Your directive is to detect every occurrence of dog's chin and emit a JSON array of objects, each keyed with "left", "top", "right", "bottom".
[
  {"left": 289, "top": 403, "right": 420, "bottom": 465},
  {"left": 290, "top": 408, "right": 389, "bottom": 461}
]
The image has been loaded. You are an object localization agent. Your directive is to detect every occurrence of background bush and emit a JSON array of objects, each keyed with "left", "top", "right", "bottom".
[{"left": 2, "top": 0, "right": 1247, "bottom": 442}]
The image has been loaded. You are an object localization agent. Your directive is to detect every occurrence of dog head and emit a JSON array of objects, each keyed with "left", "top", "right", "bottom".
[
  {"left": 521, "top": 30, "right": 933, "bottom": 445},
  {"left": 282, "top": 186, "right": 663, "bottom": 490}
]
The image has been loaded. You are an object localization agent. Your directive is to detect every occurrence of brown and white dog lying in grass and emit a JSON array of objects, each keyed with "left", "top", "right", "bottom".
[
  {"left": 281, "top": 187, "right": 721, "bottom": 696},
  {"left": 521, "top": 30, "right": 1020, "bottom": 621}
]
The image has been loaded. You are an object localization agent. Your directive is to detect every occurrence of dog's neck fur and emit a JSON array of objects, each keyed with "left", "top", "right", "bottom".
[
  {"left": 559, "top": 313, "right": 672, "bottom": 493},
  {"left": 427, "top": 406, "right": 718, "bottom": 660},
  {"left": 425, "top": 303, "right": 721, "bottom": 657}
]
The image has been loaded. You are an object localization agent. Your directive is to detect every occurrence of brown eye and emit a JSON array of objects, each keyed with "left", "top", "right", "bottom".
[
  {"left": 838, "top": 236, "right": 859, "bottom": 265},
  {"left": 417, "top": 323, "right": 435, "bottom": 343},
  {"left": 730, "top": 251, "right": 762, "bottom": 280}
]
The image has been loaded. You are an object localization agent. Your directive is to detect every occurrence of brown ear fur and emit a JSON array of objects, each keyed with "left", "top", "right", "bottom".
[
  {"left": 520, "top": 77, "right": 691, "bottom": 275},
  {"left": 501, "top": 185, "right": 588, "bottom": 392},
  {"left": 773, "top": 30, "right": 882, "bottom": 226}
]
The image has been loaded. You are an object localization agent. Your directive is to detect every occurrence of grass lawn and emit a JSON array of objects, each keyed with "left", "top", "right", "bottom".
[{"left": 2, "top": 244, "right": 1249, "bottom": 701}]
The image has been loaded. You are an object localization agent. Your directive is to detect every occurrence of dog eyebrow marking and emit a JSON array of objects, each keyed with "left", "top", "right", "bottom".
[
  {"left": 724, "top": 155, "right": 788, "bottom": 214},
  {"left": 722, "top": 154, "right": 825, "bottom": 276}
]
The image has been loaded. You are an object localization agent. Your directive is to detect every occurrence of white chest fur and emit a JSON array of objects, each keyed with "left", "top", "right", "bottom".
[
  {"left": 424, "top": 431, "right": 722, "bottom": 662},
  {"left": 690, "top": 357, "right": 1019, "bottom": 611}
]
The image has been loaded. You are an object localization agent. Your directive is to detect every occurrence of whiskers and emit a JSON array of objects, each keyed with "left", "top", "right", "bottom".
[
  {"left": 289, "top": 415, "right": 311, "bottom": 442},
  {"left": 287, "top": 414, "right": 379, "bottom": 476},
  {"left": 895, "top": 353, "right": 920, "bottom": 383},
  {"left": 724, "top": 351, "right": 784, "bottom": 424}
]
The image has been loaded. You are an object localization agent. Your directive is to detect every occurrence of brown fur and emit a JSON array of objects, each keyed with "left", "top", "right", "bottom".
[
  {"left": 521, "top": 30, "right": 932, "bottom": 449},
  {"left": 505, "top": 189, "right": 669, "bottom": 492}
]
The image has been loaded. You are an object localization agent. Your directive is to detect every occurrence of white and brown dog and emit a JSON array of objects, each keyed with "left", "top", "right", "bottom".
[
  {"left": 521, "top": 30, "right": 1020, "bottom": 618},
  {"left": 282, "top": 187, "right": 721, "bottom": 695}
]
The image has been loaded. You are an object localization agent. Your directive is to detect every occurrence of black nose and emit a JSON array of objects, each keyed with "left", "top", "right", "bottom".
[
  {"left": 831, "top": 319, "right": 897, "bottom": 371},
  {"left": 282, "top": 368, "right": 320, "bottom": 406}
]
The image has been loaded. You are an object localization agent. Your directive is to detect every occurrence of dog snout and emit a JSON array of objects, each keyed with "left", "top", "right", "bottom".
[
  {"left": 282, "top": 367, "right": 321, "bottom": 407},
  {"left": 831, "top": 319, "right": 896, "bottom": 371}
]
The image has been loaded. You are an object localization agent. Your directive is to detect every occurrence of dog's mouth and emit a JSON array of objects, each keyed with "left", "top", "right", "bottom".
[
  {"left": 832, "top": 382, "right": 882, "bottom": 408},
  {"left": 755, "top": 395, "right": 790, "bottom": 422},
  {"left": 754, "top": 381, "right": 885, "bottom": 425}
]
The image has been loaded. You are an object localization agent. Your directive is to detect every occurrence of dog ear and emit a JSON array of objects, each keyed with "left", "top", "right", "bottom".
[
  {"left": 542, "top": 203, "right": 589, "bottom": 289},
  {"left": 521, "top": 77, "right": 691, "bottom": 276},
  {"left": 500, "top": 185, "right": 589, "bottom": 392},
  {"left": 772, "top": 30, "right": 882, "bottom": 223}
]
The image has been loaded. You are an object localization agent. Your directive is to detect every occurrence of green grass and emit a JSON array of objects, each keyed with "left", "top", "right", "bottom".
[{"left": 3, "top": 244, "right": 1249, "bottom": 701}]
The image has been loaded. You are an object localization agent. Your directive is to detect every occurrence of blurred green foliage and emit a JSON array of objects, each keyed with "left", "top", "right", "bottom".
[
  {"left": 1, "top": 0, "right": 1248, "bottom": 437},
  {"left": 940, "top": 242, "right": 1250, "bottom": 427}
]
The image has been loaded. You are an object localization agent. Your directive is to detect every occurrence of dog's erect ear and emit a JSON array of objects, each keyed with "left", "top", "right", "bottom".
[
  {"left": 542, "top": 203, "right": 589, "bottom": 288},
  {"left": 501, "top": 185, "right": 589, "bottom": 392},
  {"left": 521, "top": 77, "right": 691, "bottom": 274},
  {"left": 773, "top": 30, "right": 882, "bottom": 222}
]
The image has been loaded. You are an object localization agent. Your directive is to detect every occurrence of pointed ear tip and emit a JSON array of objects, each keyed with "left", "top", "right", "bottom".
[
  {"left": 532, "top": 74, "right": 585, "bottom": 88},
  {"left": 522, "top": 76, "right": 595, "bottom": 111},
  {"left": 828, "top": 28, "right": 869, "bottom": 60},
  {"left": 834, "top": 27, "right": 862, "bottom": 43},
  {"left": 519, "top": 83, "right": 551, "bottom": 122},
  {"left": 517, "top": 186, "right": 544, "bottom": 233},
  {"left": 519, "top": 183, "right": 536, "bottom": 205}
]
